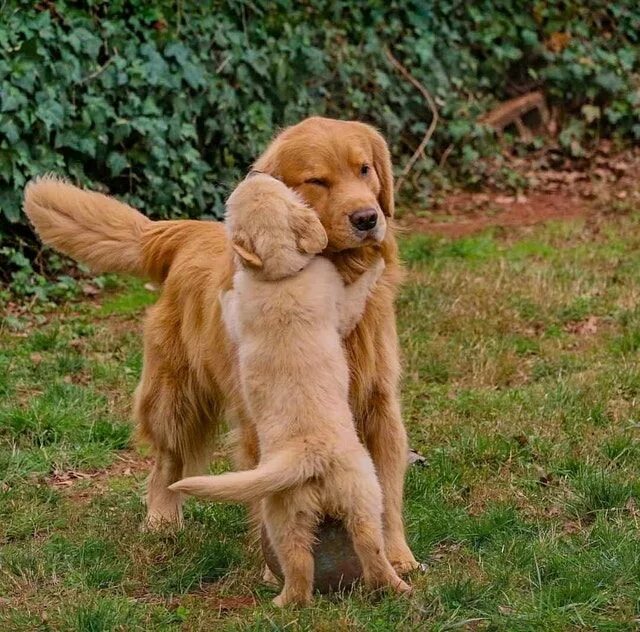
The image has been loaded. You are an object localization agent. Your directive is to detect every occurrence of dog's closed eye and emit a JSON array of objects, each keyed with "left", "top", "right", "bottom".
[{"left": 305, "top": 178, "right": 329, "bottom": 188}]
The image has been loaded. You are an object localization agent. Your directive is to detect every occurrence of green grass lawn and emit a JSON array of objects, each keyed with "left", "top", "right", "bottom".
[{"left": 2, "top": 215, "right": 640, "bottom": 631}]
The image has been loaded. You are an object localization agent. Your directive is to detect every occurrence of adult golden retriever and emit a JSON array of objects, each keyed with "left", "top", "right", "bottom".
[{"left": 23, "top": 116, "right": 418, "bottom": 573}]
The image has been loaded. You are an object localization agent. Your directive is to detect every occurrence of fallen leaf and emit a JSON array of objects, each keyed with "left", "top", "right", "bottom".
[
  {"left": 513, "top": 434, "right": 529, "bottom": 447},
  {"left": 546, "top": 31, "right": 571, "bottom": 53},
  {"left": 566, "top": 316, "right": 598, "bottom": 336},
  {"left": 82, "top": 284, "right": 100, "bottom": 297},
  {"left": 30, "top": 352, "right": 43, "bottom": 365},
  {"left": 211, "top": 595, "right": 257, "bottom": 612},
  {"left": 537, "top": 473, "right": 554, "bottom": 487},
  {"left": 407, "top": 449, "right": 428, "bottom": 466}
]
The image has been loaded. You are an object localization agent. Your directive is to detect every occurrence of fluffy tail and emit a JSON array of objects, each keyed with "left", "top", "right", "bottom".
[
  {"left": 169, "top": 450, "right": 309, "bottom": 503},
  {"left": 24, "top": 176, "right": 152, "bottom": 277}
]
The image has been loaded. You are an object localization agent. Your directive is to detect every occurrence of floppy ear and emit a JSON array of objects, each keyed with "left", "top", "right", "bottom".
[
  {"left": 368, "top": 126, "right": 395, "bottom": 217},
  {"left": 291, "top": 211, "right": 328, "bottom": 255},
  {"left": 231, "top": 230, "right": 263, "bottom": 268},
  {"left": 251, "top": 134, "right": 283, "bottom": 179}
]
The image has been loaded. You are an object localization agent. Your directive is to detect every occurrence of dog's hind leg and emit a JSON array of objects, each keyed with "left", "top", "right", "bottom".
[
  {"left": 144, "top": 447, "right": 185, "bottom": 529},
  {"left": 136, "top": 359, "right": 217, "bottom": 530},
  {"left": 264, "top": 494, "right": 317, "bottom": 607},
  {"left": 228, "top": 408, "right": 263, "bottom": 530},
  {"left": 341, "top": 472, "right": 411, "bottom": 595}
]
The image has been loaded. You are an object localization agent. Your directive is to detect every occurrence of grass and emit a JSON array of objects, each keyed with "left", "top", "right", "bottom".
[{"left": 2, "top": 217, "right": 640, "bottom": 630}]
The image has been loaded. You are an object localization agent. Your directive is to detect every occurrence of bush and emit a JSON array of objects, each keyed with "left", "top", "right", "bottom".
[{"left": 1, "top": 1, "right": 639, "bottom": 295}]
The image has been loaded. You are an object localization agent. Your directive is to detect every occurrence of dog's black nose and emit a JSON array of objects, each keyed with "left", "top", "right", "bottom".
[{"left": 349, "top": 208, "right": 378, "bottom": 232}]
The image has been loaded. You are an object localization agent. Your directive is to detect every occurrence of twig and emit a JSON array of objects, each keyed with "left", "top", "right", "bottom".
[
  {"left": 216, "top": 55, "right": 232, "bottom": 74},
  {"left": 439, "top": 142, "right": 454, "bottom": 168},
  {"left": 440, "top": 618, "right": 489, "bottom": 631},
  {"left": 384, "top": 46, "right": 439, "bottom": 194},
  {"left": 80, "top": 54, "right": 116, "bottom": 84}
]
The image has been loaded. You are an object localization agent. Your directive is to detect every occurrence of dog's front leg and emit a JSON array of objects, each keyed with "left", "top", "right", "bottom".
[{"left": 360, "top": 326, "right": 418, "bottom": 574}]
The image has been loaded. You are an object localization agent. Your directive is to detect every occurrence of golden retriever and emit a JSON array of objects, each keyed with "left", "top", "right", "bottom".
[
  {"left": 23, "top": 116, "right": 417, "bottom": 574},
  {"left": 171, "top": 173, "right": 409, "bottom": 605}
]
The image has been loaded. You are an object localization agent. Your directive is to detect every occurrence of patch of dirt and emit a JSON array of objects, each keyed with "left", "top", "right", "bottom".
[
  {"left": 202, "top": 594, "right": 257, "bottom": 614},
  {"left": 47, "top": 451, "right": 153, "bottom": 501},
  {"left": 1, "top": 285, "right": 144, "bottom": 338},
  {"left": 401, "top": 145, "right": 640, "bottom": 237},
  {"left": 402, "top": 191, "right": 589, "bottom": 238}
]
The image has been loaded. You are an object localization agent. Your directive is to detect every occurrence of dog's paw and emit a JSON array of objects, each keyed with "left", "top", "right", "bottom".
[
  {"left": 272, "top": 592, "right": 312, "bottom": 608},
  {"left": 141, "top": 511, "right": 183, "bottom": 533},
  {"left": 272, "top": 594, "right": 286, "bottom": 608}
]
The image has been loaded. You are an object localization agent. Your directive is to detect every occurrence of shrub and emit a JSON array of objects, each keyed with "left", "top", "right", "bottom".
[{"left": 1, "top": 1, "right": 639, "bottom": 295}]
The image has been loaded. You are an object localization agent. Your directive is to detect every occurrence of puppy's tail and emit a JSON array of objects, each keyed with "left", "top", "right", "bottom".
[
  {"left": 23, "top": 176, "right": 192, "bottom": 283},
  {"left": 169, "top": 450, "right": 311, "bottom": 503}
]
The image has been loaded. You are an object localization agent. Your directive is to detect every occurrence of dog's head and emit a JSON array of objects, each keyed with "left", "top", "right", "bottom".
[
  {"left": 253, "top": 117, "right": 394, "bottom": 252},
  {"left": 225, "top": 173, "right": 328, "bottom": 280}
]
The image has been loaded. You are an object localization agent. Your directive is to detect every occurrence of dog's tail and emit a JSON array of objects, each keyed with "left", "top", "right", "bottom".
[
  {"left": 23, "top": 176, "right": 192, "bottom": 283},
  {"left": 169, "top": 449, "right": 312, "bottom": 503}
]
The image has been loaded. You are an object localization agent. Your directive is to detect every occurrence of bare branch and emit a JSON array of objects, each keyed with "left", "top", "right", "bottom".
[
  {"left": 79, "top": 53, "right": 117, "bottom": 84},
  {"left": 384, "top": 47, "right": 439, "bottom": 194}
]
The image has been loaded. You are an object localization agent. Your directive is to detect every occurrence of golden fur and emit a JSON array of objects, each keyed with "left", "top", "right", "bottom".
[
  {"left": 171, "top": 174, "right": 409, "bottom": 605},
  {"left": 22, "top": 116, "right": 417, "bottom": 574}
]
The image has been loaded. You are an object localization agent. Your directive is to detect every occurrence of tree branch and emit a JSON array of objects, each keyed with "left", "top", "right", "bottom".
[{"left": 384, "top": 47, "right": 439, "bottom": 194}]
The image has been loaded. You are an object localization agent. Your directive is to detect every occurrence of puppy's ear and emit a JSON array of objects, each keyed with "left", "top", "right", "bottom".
[
  {"left": 291, "top": 210, "right": 328, "bottom": 255},
  {"left": 231, "top": 230, "right": 263, "bottom": 268},
  {"left": 367, "top": 126, "right": 395, "bottom": 218}
]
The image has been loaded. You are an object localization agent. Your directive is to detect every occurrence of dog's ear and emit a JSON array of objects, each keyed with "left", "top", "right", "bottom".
[
  {"left": 231, "top": 230, "right": 263, "bottom": 268},
  {"left": 251, "top": 135, "right": 283, "bottom": 179},
  {"left": 367, "top": 126, "right": 395, "bottom": 218},
  {"left": 290, "top": 209, "right": 328, "bottom": 255}
]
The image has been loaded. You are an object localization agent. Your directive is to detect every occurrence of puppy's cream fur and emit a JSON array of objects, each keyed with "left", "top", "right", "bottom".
[{"left": 171, "top": 175, "right": 410, "bottom": 606}]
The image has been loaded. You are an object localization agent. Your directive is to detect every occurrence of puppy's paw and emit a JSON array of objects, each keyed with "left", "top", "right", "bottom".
[
  {"left": 392, "top": 578, "right": 413, "bottom": 595},
  {"left": 390, "top": 557, "right": 420, "bottom": 575},
  {"left": 372, "top": 256, "right": 386, "bottom": 281},
  {"left": 386, "top": 543, "right": 419, "bottom": 575}
]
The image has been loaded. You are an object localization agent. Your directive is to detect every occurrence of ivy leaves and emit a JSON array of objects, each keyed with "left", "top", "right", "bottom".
[{"left": 0, "top": 0, "right": 639, "bottom": 255}]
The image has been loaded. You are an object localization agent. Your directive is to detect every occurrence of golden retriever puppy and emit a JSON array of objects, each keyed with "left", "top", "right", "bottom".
[
  {"left": 171, "top": 174, "right": 410, "bottom": 605},
  {"left": 23, "top": 117, "right": 417, "bottom": 574}
]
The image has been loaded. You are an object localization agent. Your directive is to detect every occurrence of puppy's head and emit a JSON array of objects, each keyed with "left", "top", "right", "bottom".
[
  {"left": 253, "top": 117, "right": 394, "bottom": 252},
  {"left": 225, "top": 173, "right": 328, "bottom": 280}
]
